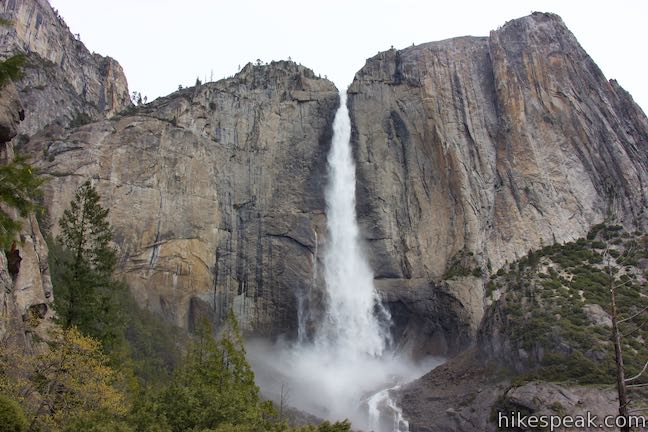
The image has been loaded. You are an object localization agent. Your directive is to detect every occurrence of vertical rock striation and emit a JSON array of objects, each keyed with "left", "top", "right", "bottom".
[
  {"left": 26, "top": 61, "right": 338, "bottom": 335},
  {"left": 348, "top": 12, "right": 648, "bottom": 355}
]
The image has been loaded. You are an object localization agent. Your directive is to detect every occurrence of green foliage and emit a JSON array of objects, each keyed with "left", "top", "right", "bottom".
[
  {"left": 549, "top": 241, "right": 596, "bottom": 268},
  {"left": 489, "top": 225, "right": 648, "bottom": 386},
  {"left": 486, "top": 281, "right": 497, "bottom": 297},
  {"left": 0, "top": 18, "right": 25, "bottom": 88},
  {"left": 444, "top": 249, "right": 481, "bottom": 280},
  {"left": 0, "top": 394, "right": 28, "bottom": 432},
  {"left": 0, "top": 155, "right": 44, "bottom": 248},
  {"left": 590, "top": 240, "right": 606, "bottom": 249},
  {"left": 444, "top": 264, "right": 473, "bottom": 279},
  {"left": 62, "top": 410, "right": 136, "bottom": 432},
  {"left": 52, "top": 180, "right": 122, "bottom": 349},
  {"left": 305, "top": 420, "right": 352, "bottom": 432},
  {"left": 50, "top": 180, "right": 183, "bottom": 383},
  {"left": 156, "top": 313, "right": 275, "bottom": 432},
  {"left": 0, "top": 328, "right": 130, "bottom": 432},
  {"left": 0, "top": 54, "right": 25, "bottom": 89},
  {"left": 120, "top": 291, "right": 183, "bottom": 386},
  {"left": 58, "top": 180, "right": 116, "bottom": 273},
  {"left": 524, "top": 352, "right": 614, "bottom": 384},
  {"left": 587, "top": 223, "right": 606, "bottom": 240}
]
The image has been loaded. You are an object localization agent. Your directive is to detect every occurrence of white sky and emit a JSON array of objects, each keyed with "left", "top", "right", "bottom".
[{"left": 50, "top": 0, "right": 648, "bottom": 112}]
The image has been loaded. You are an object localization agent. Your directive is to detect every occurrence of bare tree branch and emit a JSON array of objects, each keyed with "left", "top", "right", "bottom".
[
  {"left": 614, "top": 278, "right": 636, "bottom": 289},
  {"left": 629, "top": 408, "right": 648, "bottom": 413},
  {"left": 623, "top": 318, "right": 648, "bottom": 338},
  {"left": 625, "top": 360, "right": 648, "bottom": 383},
  {"left": 619, "top": 305, "right": 648, "bottom": 324}
]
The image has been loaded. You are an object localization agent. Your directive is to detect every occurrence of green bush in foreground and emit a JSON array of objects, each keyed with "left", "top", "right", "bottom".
[{"left": 0, "top": 394, "right": 28, "bottom": 432}]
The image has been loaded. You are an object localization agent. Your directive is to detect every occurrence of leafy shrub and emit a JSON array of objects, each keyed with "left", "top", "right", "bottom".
[{"left": 0, "top": 395, "right": 28, "bottom": 432}]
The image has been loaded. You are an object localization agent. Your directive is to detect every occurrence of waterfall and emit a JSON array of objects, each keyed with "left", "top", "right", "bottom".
[
  {"left": 315, "top": 91, "right": 391, "bottom": 355},
  {"left": 367, "top": 386, "right": 410, "bottom": 432},
  {"left": 246, "top": 90, "right": 443, "bottom": 432}
]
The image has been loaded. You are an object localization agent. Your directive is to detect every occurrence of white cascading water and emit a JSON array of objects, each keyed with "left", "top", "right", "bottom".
[
  {"left": 247, "top": 91, "right": 442, "bottom": 432},
  {"left": 316, "top": 91, "right": 390, "bottom": 356}
]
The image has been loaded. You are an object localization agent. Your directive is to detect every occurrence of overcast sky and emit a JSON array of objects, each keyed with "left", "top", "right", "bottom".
[{"left": 49, "top": 0, "right": 648, "bottom": 112}]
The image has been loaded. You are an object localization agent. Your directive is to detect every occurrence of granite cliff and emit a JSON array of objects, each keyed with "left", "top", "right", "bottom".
[
  {"left": 3, "top": 4, "right": 648, "bottom": 429},
  {"left": 0, "top": 0, "right": 131, "bottom": 348},
  {"left": 346, "top": 12, "right": 648, "bottom": 430},
  {"left": 0, "top": 81, "right": 53, "bottom": 347},
  {"left": 26, "top": 61, "right": 338, "bottom": 334},
  {"left": 348, "top": 12, "right": 648, "bottom": 356},
  {"left": 12, "top": 7, "right": 648, "bottom": 351},
  {"left": 0, "top": 0, "right": 131, "bottom": 135}
]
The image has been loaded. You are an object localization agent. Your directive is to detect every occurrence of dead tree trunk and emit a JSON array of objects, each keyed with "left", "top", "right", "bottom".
[{"left": 607, "top": 251, "right": 630, "bottom": 432}]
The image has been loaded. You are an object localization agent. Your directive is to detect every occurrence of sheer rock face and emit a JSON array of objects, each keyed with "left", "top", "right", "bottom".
[
  {"left": 348, "top": 12, "right": 648, "bottom": 355},
  {"left": 27, "top": 62, "right": 338, "bottom": 335},
  {"left": 0, "top": 0, "right": 131, "bottom": 135},
  {"left": 0, "top": 80, "right": 53, "bottom": 345}
]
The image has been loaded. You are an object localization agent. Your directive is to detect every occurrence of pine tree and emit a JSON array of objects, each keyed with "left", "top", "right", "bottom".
[
  {"left": 158, "top": 313, "right": 275, "bottom": 432},
  {"left": 58, "top": 180, "right": 115, "bottom": 273},
  {"left": 52, "top": 180, "right": 122, "bottom": 348}
]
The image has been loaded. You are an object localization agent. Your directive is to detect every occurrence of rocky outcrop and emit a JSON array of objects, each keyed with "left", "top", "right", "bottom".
[
  {"left": 401, "top": 350, "right": 622, "bottom": 432},
  {"left": 26, "top": 61, "right": 338, "bottom": 334},
  {"left": 399, "top": 349, "right": 510, "bottom": 432},
  {"left": 0, "top": 82, "right": 23, "bottom": 144},
  {"left": 348, "top": 12, "right": 648, "bottom": 355},
  {"left": 0, "top": 0, "right": 131, "bottom": 135},
  {"left": 0, "top": 79, "right": 53, "bottom": 346}
]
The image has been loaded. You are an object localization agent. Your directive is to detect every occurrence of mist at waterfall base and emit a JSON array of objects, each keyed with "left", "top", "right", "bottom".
[
  {"left": 247, "top": 92, "right": 444, "bottom": 431},
  {"left": 247, "top": 339, "right": 441, "bottom": 431}
]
